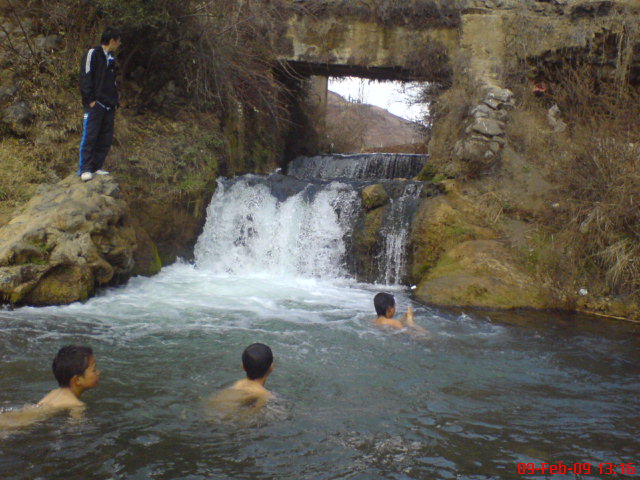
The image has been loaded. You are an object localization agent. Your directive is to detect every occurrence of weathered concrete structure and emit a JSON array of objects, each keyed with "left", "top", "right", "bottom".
[
  {"left": 277, "top": 1, "right": 640, "bottom": 94},
  {"left": 279, "top": 15, "right": 458, "bottom": 81}
]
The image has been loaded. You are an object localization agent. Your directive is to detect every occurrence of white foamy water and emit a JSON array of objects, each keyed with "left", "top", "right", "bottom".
[
  {"left": 379, "top": 182, "right": 424, "bottom": 285},
  {"left": 194, "top": 176, "right": 360, "bottom": 279},
  {"left": 1, "top": 171, "right": 638, "bottom": 480}
]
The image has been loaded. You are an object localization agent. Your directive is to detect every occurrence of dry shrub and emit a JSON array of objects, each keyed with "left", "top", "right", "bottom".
[
  {"left": 557, "top": 135, "right": 640, "bottom": 296},
  {"left": 510, "top": 59, "right": 640, "bottom": 299},
  {"left": 405, "top": 41, "right": 452, "bottom": 86}
]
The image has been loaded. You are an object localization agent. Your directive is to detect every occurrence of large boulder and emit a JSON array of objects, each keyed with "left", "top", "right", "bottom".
[{"left": 0, "top": 174, "right": 161, "bottom": 306}]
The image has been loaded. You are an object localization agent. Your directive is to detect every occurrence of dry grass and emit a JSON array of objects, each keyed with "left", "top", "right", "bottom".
[{"left": 506, "top": 59, "right": 640, "bottom": 300}]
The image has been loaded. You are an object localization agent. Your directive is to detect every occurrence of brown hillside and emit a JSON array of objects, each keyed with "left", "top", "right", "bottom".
[{"left": 324, "top": 91, "right": 428, "bottom": 153}]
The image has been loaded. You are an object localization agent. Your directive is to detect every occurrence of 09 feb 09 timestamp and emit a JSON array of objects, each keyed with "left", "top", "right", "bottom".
[{"left": 517, "top": 462, "right": 635, "bottom": 476}]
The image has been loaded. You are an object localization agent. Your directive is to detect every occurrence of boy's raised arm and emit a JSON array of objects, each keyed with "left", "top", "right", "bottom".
[{"left": 400, "top": 305, "right": 415, "bottom": 326}]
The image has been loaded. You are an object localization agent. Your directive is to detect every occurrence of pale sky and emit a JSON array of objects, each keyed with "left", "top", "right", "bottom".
[{"left": 328, "top": 77, "right": 429, "bottom": 124}]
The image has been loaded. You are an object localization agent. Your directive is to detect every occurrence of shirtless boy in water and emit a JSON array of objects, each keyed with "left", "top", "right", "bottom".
[
  {"left": 0, "top": 345, "right": 99, "bottom": 430},
  {"left": 38, "top": 345, "right": 100, "bottom": 409},
  {"left": 373, "top": 292, "right": 430, "bottom": 336},
  {"left": 209, "top": 343, "right": 275, "bottom": 417}
]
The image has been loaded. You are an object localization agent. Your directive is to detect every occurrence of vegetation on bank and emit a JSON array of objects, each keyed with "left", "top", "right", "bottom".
[
  {"left": 0, "top": 0, "right": 293, "bottom": 261},
  {"left": 507, "top": 60, "right": 640, "bottom": 311},
  {"left": 420, "top": 27, "right": 640, "bottom": 316}
]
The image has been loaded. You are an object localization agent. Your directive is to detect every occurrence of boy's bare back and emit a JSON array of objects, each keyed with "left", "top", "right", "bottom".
[{"left": 208, "top": 379, "right": 272, "bottom": 416}]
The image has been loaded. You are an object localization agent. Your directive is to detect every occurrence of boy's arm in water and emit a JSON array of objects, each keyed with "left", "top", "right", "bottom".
[
  {"left": 400, "top": 305, "right": 415, "bottom": 326},
  {"left": 0, "top": 392, "right": 85, "bottom": 431}
]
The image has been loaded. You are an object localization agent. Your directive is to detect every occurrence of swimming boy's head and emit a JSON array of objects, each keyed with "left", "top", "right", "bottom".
[
  {"left": 374, "top": 292, "right": 396, "bottom": 318},
  {"left": 52, "top": 345, "right": 99, "bottom": 389},
  {"left": 242, "top": 343, "right": 273, "bottom": 380}
]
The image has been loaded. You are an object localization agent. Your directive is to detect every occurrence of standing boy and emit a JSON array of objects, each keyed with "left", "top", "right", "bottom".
[{"left": 78, "top": 27, "right": 121, "bottom": 182}]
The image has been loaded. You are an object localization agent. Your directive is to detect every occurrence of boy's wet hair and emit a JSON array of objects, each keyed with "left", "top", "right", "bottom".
[
  {"left": 100, "top": 27, "right": 121, "bottom": 45},
  {"left": 242, "top": 343, "right": 273, "bottom": 380},
  {"left": 52, "top": 346, "right": 93, "bottom": 387},
  {"left": 374, "top": 292, "right": 396, "bottom": 316}
]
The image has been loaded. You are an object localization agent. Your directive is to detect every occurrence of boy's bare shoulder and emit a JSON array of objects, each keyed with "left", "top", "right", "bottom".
[
  {"left": 373, "top": 316, "right": 405, "bottom": 329},
  {"left": 37, "top": 388, "right": 85, "bottom": 409}
]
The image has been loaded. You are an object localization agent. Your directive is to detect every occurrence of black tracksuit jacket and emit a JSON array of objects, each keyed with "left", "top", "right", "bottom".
[{"left": 79, "top": 46, "right": 118, "bottom": 109}]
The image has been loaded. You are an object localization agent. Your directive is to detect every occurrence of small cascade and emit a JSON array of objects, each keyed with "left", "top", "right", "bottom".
[
  {"left": 195, "top": 153, "right": 430, "bottom": 285},
  {"left": 378, "top": 182, "right": 424, "bottom": 285},
  {"left": 194, "top": 175, "right": 360, "bottom": 278},
  {"left": 287, "top": 153, "right": 428, "bottom": 180}
]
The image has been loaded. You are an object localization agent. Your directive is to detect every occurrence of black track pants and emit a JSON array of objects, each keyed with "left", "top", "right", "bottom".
[{"left": 78, "top": 104, "right": 115, "bottom": 175}]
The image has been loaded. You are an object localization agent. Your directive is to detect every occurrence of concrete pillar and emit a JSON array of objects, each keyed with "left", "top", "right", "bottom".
[
  {"left": 309, "top": 75, "right": 328, "bottom": 114},
  {"left": 308, "top": 75, "right": 328, "bottom": 132}
]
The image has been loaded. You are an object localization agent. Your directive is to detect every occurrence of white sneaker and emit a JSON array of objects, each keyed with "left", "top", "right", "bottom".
[
  {"left": 80, "top": 172, "right": 93, "bottom": 181},
  {"left": 95, "top": 169, "right": 109, "bottom": 175}
]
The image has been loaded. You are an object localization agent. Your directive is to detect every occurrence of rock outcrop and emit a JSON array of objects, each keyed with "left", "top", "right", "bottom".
[
  {"left": 408, "top": 181, "right": 548, "bottom": 310},
  {"left": 452, "top": 85, "right": 513, "bottom": 176},
  {"left": 414, "top": 240, "right": 547, "bottom": 309},
  {"left": 0, "top": 174, "right": 161, "bottom": 306}
]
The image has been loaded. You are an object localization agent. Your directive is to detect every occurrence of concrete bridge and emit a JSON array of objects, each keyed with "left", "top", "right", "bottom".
[
  {"left": 276, "top": 2, "right": 640, "bottom": 109},
  {"left": 275, "top": 1, "right": 640, "bottom": 169},
  {"left": 278, "top": 14, "right": 458, "bottom": 82},
  {"left": 276, "top": 12, "right": 459, "bottom": 118}
]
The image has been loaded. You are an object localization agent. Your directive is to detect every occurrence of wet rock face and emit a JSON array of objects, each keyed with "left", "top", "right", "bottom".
[{"left": 0, "top": 174, "right": 160, "bottom": 306}]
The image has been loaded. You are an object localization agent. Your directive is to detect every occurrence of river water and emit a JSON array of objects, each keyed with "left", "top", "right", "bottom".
[{"left": 0, "top": 170, "right": 639, "bottom": 480}]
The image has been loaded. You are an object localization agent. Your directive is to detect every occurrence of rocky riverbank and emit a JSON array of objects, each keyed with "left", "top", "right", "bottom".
[{"left": 0, "top": 174, "right": 160, "bottom": 305}]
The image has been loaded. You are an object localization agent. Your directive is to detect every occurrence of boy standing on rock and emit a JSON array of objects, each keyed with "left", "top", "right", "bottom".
[{"left": 78, "top": 27, "right": 121, "bottom": 182}]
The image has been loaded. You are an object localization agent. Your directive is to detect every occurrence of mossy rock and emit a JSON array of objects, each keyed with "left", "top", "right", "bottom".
[
  {"left": 414, "top": 240, "right": 549, "bottom": 309},
  {"left": 361, "top": 184, "right": 389, "bottom": 211},
  {"left": 407, "top": 196, "right": 495, "bottom": 284},
  {"left": 352, "top": 206, "right": 385, "bottom": 283},
  {"left": 131, "top": 226, "right": 162, "bottom": 277},
  {"left": 23, "top": 264, "right": 94, "bottom": 306}
]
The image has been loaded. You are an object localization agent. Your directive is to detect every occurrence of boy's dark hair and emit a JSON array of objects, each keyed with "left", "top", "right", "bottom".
[
  {"left": 52, "top": 346, "right": 93, "bottom": 387},
  {"left": 242, "top": 343, "right": 273, "bottom": 380},
  {"left": 374, "top": 292, "right": 395, "bottom": 317},
  {"left": 100, "top": 27, "right": 121, "bottom": 45}
]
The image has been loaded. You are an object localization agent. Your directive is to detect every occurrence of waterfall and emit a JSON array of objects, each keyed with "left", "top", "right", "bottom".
[
  {"left": 378, "top": 182, "right": 424, "bottom": 285},
  {"left": 194, "top": 175, "right": 360, "bottom": 278},
  {"left": 287, "top": 153, "right": 427, "bottom": 180},
  {"left": 195, "top": 154, "right": 429, "bottom": 284}
]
